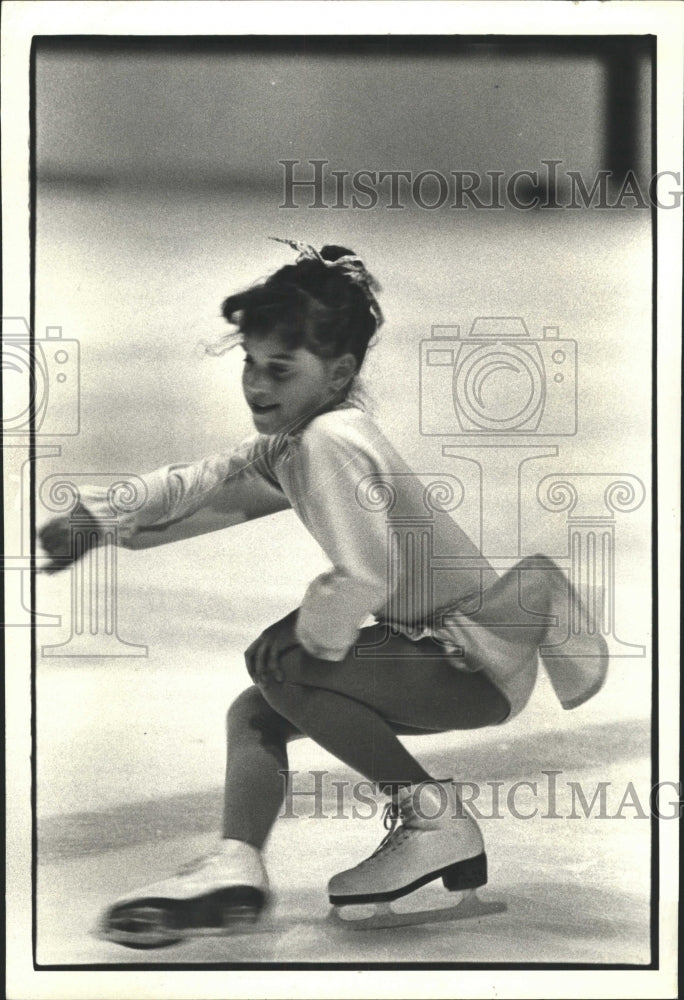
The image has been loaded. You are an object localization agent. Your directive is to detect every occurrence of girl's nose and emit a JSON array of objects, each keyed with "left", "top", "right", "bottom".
[{"left": 243, "top": 366, "right": 266, "bottom": 390}]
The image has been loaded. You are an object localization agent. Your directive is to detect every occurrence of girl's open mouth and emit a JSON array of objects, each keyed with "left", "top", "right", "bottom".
[{"left": 249, "top": 402, "right": 280, "bottom": 414}]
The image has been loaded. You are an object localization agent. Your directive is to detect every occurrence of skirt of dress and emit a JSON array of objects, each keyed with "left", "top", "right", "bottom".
[{"left": 391, "top": 554, "right": 609, "bottom": 722}]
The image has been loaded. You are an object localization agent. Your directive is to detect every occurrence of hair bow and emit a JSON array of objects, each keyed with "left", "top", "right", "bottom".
[{"left": 270, "top": 237, "right": 384, "bottom": 327}]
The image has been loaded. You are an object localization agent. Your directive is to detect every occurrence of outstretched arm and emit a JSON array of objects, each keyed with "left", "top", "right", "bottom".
[
  {"left": 38, "top": 436, "right": 290, "bottom": 572},
  {"left": 115, "top": 460, "right": 290, "bottom": 549}
]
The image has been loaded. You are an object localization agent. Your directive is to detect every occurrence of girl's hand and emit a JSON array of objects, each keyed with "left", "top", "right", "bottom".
[
  {"left": 244, "top": 609, "right": 301, "bottom": 686},
  {"left": 38, "top": 504, "right": 102, "bottom": 574}
]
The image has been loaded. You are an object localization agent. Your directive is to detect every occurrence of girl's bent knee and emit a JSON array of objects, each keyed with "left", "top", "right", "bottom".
[
  {"left": 227, "top": 685, "right": 266, "bottom": 727},
  {"left": 256, "top": 677, "right": 303, "bottom": 714},
  {"left": 227, "top": 683, "right": 300, "bottom": 749}
]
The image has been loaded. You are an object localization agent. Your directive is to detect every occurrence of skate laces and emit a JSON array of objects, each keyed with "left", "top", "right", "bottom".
[{"left": 370, "top": 801, "right": 414, "bottom": 860}]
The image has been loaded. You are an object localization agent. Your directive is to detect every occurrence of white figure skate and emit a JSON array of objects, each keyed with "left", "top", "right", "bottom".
[
  {"left": 328, "top": 781, "right": 506, "bottom": 929},
  {"left": 96, "top": 839, "right": 269, "bottom": 949}
]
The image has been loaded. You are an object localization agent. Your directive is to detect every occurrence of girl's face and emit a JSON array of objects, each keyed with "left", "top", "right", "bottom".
[{"left": 241, "top": 331, "right": 353, "bottom": 435}]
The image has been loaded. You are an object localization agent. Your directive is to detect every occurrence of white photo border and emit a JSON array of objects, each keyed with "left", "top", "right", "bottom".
[{"left": 3, "top": 2, "right": 681, "bottom": 999}]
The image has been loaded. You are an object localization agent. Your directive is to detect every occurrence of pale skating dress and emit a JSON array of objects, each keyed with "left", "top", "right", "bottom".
[{"left": 80, "top": 401, "right": 607, "bottom": 720}]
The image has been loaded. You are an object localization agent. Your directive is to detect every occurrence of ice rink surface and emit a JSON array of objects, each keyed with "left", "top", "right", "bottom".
[
  {"left": 29, "top": 188, "right": 655, "bottom": 968},
  {"left": 36, "top": 697, "right": 652, "bottom": 966}
]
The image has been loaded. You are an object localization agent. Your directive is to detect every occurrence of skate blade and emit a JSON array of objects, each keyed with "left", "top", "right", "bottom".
[
  {"left": 93, "top": 902, "right": 265, "bottom": 950},
  {"left": 329, "top": 889, "right": 506, "bottom": 930},
  {"left": 93, "top": 906, "right": 186, "bottom": 950}
]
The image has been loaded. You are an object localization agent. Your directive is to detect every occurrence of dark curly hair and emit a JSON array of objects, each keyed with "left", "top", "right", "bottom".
[{"left": 213, "top": 245, "right": 381, "bottom": 371}]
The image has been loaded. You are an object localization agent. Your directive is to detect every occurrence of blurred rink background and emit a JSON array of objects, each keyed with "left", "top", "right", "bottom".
[{"left": 30, "top": 38, "right": 656, "bottom": 963}]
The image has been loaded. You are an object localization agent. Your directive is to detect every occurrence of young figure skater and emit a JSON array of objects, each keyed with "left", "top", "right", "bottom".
[{"left": 40, "top": 240, "right": 608, "bottom": 948}]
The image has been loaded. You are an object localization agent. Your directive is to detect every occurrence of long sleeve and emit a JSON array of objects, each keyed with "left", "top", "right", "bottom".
[
  {"left": 290, "top": 416, "right": 392, "bottom": 660},
  {"left": 77, "top": 435, "right": 290, "bottom": 546}
]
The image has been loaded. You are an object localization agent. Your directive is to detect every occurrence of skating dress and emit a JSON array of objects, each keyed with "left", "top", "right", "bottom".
[{"left": 79, "top": 401, "right": 606, "bottom": 720}]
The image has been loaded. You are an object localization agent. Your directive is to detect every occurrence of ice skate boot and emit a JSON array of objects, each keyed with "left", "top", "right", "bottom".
[
  {"left": 328, "top": 781, "right": 503, "bottom": 928},
  {"left": 97, "top": 839, "right": 269, "bottom": 949}
]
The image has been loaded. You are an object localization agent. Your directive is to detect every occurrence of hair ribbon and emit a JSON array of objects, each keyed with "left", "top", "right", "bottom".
[{"left": 270, "top": 237, "right": 384, "bottom": 327}]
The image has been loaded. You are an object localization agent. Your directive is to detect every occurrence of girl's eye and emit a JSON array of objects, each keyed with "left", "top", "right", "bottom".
[{"left": 241, "top": 356, "right": 291, "bottom": 380}]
